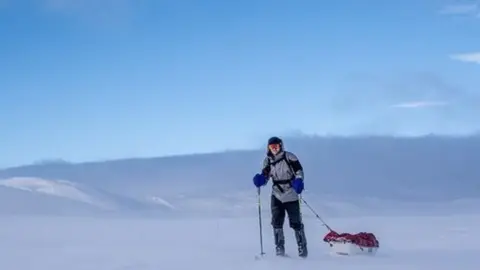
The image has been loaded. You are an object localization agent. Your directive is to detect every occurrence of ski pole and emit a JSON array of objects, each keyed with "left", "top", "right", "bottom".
[
  {"left": 300, "top": 197, "right": 334, "bottom": 232},
  {"left": 257, "top": 187, "right": 265, "bottom": 257}
]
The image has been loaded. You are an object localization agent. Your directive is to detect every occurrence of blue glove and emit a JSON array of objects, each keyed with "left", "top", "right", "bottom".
[
  {"left": 253, "top": 173, "right": 267, "bottom": 187},
  {"left": 291, "top": 178, "right": 304, "bottom": 194}
]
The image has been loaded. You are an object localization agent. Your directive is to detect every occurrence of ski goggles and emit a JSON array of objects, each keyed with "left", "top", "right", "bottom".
[{"left": 268, "top": 143, "right": 281, "bottom": 151}]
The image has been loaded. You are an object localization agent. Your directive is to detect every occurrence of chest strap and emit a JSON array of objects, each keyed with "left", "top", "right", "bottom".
[{"left": 268, "top": 153, "right": 295, "bottom": 193}]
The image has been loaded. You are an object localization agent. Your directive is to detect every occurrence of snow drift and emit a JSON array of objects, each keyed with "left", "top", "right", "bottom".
[{"left": 0, "top": 177, "right": 175, "bottom": 216}]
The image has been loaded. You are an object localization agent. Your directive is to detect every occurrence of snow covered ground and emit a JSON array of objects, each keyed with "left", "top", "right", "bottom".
[{"left": 0, "top": 213, "right": 478, "bottom": 270}]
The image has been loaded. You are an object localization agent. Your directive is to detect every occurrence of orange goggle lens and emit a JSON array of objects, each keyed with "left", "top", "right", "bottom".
[{"left": 268, "top": 144, "right": 280, "bottom": 150}]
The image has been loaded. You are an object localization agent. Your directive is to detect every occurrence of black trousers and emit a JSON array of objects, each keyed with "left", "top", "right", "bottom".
[{"left": 270, "top": 195, "right": 303, "bottom": 230}]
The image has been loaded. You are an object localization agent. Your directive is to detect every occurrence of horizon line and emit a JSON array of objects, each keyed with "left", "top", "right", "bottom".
[{"left": 2, "top": 132, "right": 480, "bottom": 170}]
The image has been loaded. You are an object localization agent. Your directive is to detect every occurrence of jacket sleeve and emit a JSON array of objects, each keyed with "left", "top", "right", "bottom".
[
  {"left": 286, "top": 152, "right": 304, "bottom": 180},
  {"left": 261, "top": 157, "right": 271, "bottom": 179}
]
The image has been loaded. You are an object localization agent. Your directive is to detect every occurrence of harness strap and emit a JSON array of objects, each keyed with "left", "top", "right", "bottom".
[
  {"left": 268, "top": 152, "right": 295, "bottom": 193},
  {"left": 272, "top": 179, "right": 292, "bottom": 193}
]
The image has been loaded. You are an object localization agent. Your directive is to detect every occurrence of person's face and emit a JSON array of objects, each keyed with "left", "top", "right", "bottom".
[{"left": 268, "top": 143, "right": 281, "bottom": 155}]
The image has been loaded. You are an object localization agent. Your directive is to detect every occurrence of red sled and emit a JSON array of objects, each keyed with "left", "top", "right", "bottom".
[{"left": 323, "top": 230, "right": 380, "bottom": 256}]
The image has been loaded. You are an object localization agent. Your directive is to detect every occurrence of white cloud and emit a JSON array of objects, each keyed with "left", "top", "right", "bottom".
[
  {"left": 439, "top": 3, "right": 479, "bottom": 15},
  {"left": 391, "top": 101, "right": 448, "bottom": 109},
  {"left": 449, "top": 52, "right": 480, "bottom": 64}
]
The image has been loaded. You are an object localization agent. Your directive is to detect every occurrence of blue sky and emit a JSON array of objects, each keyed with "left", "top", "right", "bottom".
[{"left": 1, "top": 0, "right": 479, "bottom": 167}]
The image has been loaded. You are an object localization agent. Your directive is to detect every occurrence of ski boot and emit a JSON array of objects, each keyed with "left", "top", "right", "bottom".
[
  {"left": 274, "top": 228, "right": 285, "bottom": 256},
  {"left": 294, "top": 227, "right": 308, "bottom": 258}
]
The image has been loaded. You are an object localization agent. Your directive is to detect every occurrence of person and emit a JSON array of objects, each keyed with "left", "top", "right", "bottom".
[{"left": 252, "top": 136, "right": 308, "bottom": 258}]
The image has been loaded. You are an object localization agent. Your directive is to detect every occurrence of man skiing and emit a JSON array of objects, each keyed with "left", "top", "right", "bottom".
[{"left": 252, "top": 136, "right": 308, "bottom": 258}]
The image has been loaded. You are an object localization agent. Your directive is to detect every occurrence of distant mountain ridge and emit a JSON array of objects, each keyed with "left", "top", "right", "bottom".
[{"left": 1, "top": 135, "right": 479, "bottom": 216}]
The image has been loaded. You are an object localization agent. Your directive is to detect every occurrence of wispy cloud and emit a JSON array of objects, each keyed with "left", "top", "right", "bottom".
[
  {"left": 449, "top": 52, "right": 480, "bottom": 64},
  {"left": 439, "top": 2, "right": 479, "bottom": 17},
  {"left": 439, "top": 3, "right": 478, "bottom": 15},
  {"left": 442, "top": 3, "right": 480, "bottom": 65},
  {"left": 391, "top": 101, "right": 448, "bottom": 109}
]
